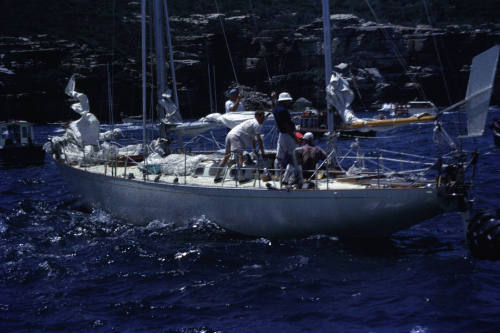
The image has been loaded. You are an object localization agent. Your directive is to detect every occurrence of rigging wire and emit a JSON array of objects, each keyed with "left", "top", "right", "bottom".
[
  {"left": 378, "top": 148, "right": 437, "bottom": 161},
  {"left": 205, "top": 44, "right": 217, "bottom": 114},
  {"left": 108, "top": 0, "right": 116, "bottom": 128},
  {"left": 106, "top": 63, "right": 114, "bottom": 129},
  {"left": 148, "top": 2, "right": 156, "bottom": 143},
  {"left": 247, "top": 0, "right": 273, "bottom": 83},
  {"left": 213, "top": 65, "right": 218, "bottom": 113},
  {"left": 141, "top": 0, "right": 147, "bottom": 159},
  {"left": 421, "top": 0, "right": 452, "bottom": 106},
  {"left": 207, "top": 63, "right": 214, "bottom": 113},
  {"left": 339, "top": 133, "right": 402, "bottom": 140},
  {"left": 163, "top": 0, "right": 180, "bottom": 111},
  {"left": 421, "top": 0, "right": 463, "bottom": 149},
  {"left": 348, "top": 67, "right": 367, "bottom": 110},
  {"left": 363, "top": 0, "right": 428, "bottom": 101},
  {"left": 214, "top": 0, "right": 239, "bottom": 86}
]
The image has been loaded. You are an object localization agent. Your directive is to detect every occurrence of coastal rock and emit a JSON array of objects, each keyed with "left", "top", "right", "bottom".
[{"left": 1, "top": 11, "right": 499, "bottom": 122}]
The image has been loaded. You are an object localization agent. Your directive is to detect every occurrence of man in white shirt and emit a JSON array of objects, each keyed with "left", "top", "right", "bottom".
[
  {"left": 225, "top": 88, "right": 245, "bottom": 113},
  {"left": 214, "top": 111, "right": 266, "bottom": 182}
]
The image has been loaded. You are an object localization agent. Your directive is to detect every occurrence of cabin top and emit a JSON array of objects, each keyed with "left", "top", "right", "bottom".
[{"left": 408, "top": 101, "right": 436, "bottom": 108}]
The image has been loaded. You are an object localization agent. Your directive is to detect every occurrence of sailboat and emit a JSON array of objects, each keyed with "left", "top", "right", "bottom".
[{"left": 46, "top": 0, "right": 499, "bottom": 238}]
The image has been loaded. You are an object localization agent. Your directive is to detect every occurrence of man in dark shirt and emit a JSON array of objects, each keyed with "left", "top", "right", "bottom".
[
  {"left": 272, "top": 93, "right": 295, "bottom": 135},
  {"left": 272, "top": 92, "right": 300, "bottom": 183}
]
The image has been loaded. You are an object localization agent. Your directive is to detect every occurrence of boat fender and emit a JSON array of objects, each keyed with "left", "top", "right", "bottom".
[{"left": 466, "top": 210, "right": 500, "bottom": 260}]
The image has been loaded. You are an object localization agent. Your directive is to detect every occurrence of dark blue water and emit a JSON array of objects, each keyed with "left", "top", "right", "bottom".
[{"left": 1, "top": 109, "right": 500, "bottom": 332}]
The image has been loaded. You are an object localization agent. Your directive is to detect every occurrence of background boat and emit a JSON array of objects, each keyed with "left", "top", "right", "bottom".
[{"left": 0, "top": 120, "right": 45, "bottom": 168}]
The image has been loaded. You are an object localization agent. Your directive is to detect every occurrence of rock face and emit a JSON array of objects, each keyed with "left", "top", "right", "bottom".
[{"left": 1, "top": 10, "right": 499, "bottom": 122}]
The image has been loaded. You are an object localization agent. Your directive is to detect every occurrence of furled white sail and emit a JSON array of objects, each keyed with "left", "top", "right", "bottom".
[
  {"left": 159, "top": 91, "right": 183, "bottom": 124},
  {"left": 197, "top": 112, "right": 252, "bottom": 129},
  {"left": 208, "top": 111, "right": 274, "bottom": 129},
  {"left": 67, "top": 114, "right": 99, "bottom": 147},
  {"left": 326, "top": 72, "right": 362, "bottom": 124},
  {"left": 217, "top": 111, "right": 258, "bottom": 129},
  {"left": 65, "top": 74, "right": 90, "bottom": 115},
  {"left": 46, "top": 75, "right": 138, "bottom": 162},
  {"left": 99, "top": 128, "right": 123, "bottom": 141},
  {"left": 143, "top": 153, "right": 209, "bottom": 176},
  {"left": 167, "top": 121, "right": 218, "bottom": 136},
  {"left": 64, "top": 74, "right": 100, "bottom": 147}
]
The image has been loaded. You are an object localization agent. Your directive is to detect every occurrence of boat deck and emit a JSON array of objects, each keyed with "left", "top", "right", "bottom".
[{"left": 71, "top": 162, "right": 431, "bottom": 191}]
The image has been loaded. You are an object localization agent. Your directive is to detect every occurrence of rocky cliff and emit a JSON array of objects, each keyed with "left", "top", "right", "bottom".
[{"left": 1, "top": 3, "right": 499, "bottom": 122}]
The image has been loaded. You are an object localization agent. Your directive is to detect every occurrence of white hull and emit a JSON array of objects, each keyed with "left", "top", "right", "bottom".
[{"left": 56, "top": 161, "right": 456, "bottom": 238}]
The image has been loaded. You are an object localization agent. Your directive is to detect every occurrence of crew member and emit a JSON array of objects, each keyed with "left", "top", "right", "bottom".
[
  {"left": 214, "top": 111, "right": 266, "bottom": 183},
  {"left": 272, "top": 92, "right": 300, "bottom": 184},
  {"left": 295, "top": 132, "right": 327, "bottom": 183},
  {"left": 225, "top": 88, "right": 245, "bottom": 113}
]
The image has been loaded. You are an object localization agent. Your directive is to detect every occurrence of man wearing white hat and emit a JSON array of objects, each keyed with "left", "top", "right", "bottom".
[{"left": 272, "top": 92, "right": 301, "bottom": 184}]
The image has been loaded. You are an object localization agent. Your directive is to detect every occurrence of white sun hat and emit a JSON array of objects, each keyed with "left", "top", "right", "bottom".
[
  {"left": 277, "top": 92, "right": 293, "bottom": 102},
  {"left": 303, "top": 132, "right": 314, "bottom": 141}
]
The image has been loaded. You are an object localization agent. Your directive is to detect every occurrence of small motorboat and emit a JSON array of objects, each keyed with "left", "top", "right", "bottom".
[{"left": 0, "top": 120, "right": 45, "bottom": 168}]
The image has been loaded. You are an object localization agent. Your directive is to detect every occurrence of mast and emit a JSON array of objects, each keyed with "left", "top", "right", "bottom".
[
  {"left": 321, "top": 0, "right": 333, "bottom": 133},
  {"left": 208, "top": 63, "right": 214, "bottom": 113},
  {"left": 153, "top": 0, "right": 167, "bottom": 108},
  {"left": 106, "top": 63, "right": 114, "bottom": 129},
  {"left": 213, "top": 65, "right": 218, "bottom": 113},
  {"left": 141, "top": 0, "right": 147, "bottom": 157},
  {"left": 163, "top": 0, "right": 179, "bottom": 111}
]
